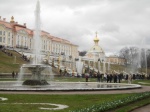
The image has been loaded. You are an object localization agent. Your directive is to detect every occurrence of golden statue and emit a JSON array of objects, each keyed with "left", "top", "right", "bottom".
[{"left": 10, "top": 16, "right": 15, "bottom": 23}]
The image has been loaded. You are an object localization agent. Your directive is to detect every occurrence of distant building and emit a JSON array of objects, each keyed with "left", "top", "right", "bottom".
[
  {"left": 0, "top": 16, "right": 78, "bottom": 59},
  {"left": 80, "top": 32, "right": 125, "bottom": 74},
  {"left": 82, "top": 32, "right": 105, "bottom": 62},
  {"left": 106, "top": 55, "right": 125, "bottom": 65}
]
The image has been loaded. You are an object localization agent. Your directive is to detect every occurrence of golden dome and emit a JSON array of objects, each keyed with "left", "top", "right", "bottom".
[{"left": 94, "top": 32, "right": 99, "bottom": 45}]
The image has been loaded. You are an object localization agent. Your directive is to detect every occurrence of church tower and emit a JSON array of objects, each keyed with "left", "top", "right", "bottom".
[{"left": 84, "top": 32, "right": 105, "bottom": 61}]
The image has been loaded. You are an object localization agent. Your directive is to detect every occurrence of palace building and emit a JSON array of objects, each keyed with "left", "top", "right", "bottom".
[{"left": 0, "top": 16, "right": 78, "bottom": 59}]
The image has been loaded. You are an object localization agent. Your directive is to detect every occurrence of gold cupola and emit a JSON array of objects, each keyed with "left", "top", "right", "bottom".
[
  {"left": 94, "top": 32, "right": 99, "bottom": 45},
  {"left": 10, "top": 16, "right": 15, "bottom": 23}
]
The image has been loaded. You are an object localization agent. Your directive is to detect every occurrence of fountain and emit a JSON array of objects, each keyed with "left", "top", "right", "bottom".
[
  {"left": 133, "top": 37, "right": 148, "bottom": 77},
  {"left": 21, "top": 64, "right": 50, "bottom": 85},
  {"left": 76, "top": 57, "right": 83, "bottom": 75},
  {"left": 17, "top": 0, "right": 50, "bottom": 86}
]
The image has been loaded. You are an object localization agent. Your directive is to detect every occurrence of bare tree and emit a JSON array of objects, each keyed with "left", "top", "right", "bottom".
[
  {"left": 119, "top": 47, "right": 150, "bottom": 72},
  {"left": 129, "top": 47, "right": 139, "bottom": 67}
]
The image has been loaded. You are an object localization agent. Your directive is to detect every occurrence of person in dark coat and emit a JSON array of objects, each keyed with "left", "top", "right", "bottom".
[
  {"left": 118, "top": 73, "right": 121, "bottom": 83},
  {"left": 97, "top": 71, "right": 100, "bottom": 82},
  {"left": 114, "top": 74, "right": 117, "bottom": 83},
  {"left": 133, "top": 74, "right": 135, "bottom": 80},
  {"left": 107, "top": 74, "right": 110, "bottom": 83},
  {"left": 12, "top": 71, "right": 15, "bottom": 79},
  {"left": 85, "top": 74, "right": 89, "bottom": 82},
  {"left": 15, "top": 71, "right": 18, "bottom": 78},
  {"left": 59, "top": 69, "right": 62, "bottom": 75},
  {"left": 109, "top": 74, "right": 113, "bottom": 83}
]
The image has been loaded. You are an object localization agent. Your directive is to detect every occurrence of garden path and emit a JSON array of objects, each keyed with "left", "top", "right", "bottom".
[{"left": 131, "top": 104, "right": 150, "bottom": 112}]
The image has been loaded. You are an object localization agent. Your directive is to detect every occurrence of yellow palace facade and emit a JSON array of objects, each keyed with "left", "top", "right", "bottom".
[{"left": 0, "top": 16, "right": 78, "bottom": 59}]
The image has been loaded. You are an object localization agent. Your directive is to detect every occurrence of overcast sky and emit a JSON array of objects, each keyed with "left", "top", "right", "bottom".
[{"left": 0, "top": 0, "right": 150, "bottom": 56}]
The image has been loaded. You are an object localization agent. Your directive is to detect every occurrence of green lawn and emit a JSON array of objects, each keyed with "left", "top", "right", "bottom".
[
  {"left": 132, "top": 79, "right": 150, "bottom": 86},
  {"left": 0, "top": 93, "right": 137, "bottom": 112},
  {"left": 122, "top": 79, "right": 150, "bottom": 86}
]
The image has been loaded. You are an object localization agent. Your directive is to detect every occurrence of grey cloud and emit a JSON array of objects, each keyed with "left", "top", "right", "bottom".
[
  {"left": 100, "top": 23, "right": 120, "bottom": 33},
  {"left": 42, "top": 0, "right": 104, "bottom": 9}
]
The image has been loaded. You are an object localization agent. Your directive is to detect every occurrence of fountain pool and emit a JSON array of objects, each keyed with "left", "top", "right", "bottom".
[{"left": 0, "top": 81, "right": 141, "bottom": 91}]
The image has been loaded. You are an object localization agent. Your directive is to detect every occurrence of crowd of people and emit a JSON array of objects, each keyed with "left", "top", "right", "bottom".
[
  {"left": 58, "top": 66, "right": 150, "bottom": 84},
  {"left": 0, "top": 45, "right": 4, "bottom": 49},
  {"left": 83, "top": 71, "right": 150, "bottom": 83},
  {"left": 22, "top": 54, "right": 30, "bottom": 62},
  {"left": 12, "top": 71, "right": 18, "bottom": 79},
  {"left": 1, "top": 48, "right": 13, "bottom": 57},
  {"left": 0, "top": 45, "right": 31, "bottom": 62}
]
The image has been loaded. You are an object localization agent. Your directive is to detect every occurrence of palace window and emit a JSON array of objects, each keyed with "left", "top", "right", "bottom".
[
  {"left": 3, "top": 31, "right": 5, "bottom": 35},
  {"left": 0, "top": 31, "right": 2, "bottom": 35},
  {"left": 8, "top": 38, "right": 10, "bottom": 44},
  {"left": 30, "top": 43, "right": 31, "bottom": 49},
  {"left": 3, "top": 37, "right": 5, "bottom": 43},
  {"left": 8, "top": 32, "right": 10, "bottom": 36}
]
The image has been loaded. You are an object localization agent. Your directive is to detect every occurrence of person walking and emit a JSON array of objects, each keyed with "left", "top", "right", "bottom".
[
  {"left": 109, "top": 74, "right": 113, "bottom": 83},
  {"left": 114, "top": 74, "right": 117, "bottom": 83},
  {"left": 85, "top": 73, "right": 89, "bottom": 82},
  {"left": 12, "top": 71, "right": 15, "bottom": 79},
  {"left": 15, "top": 71, "right": 18, "bottom": 78},
  {"left": 97, "top": 71, "right": 100, "bottom": 82},
  {"left": 128, "top": 74, "right": 132, "bottom": 84},
  {"left": 107, "top": 74, "right": 110, "bottom": 83},
  {"left": 104, "top": 73, "right": 107, "bottom": 82},
  {"left": 59, "top": 69, "right": 62, "bottom": 75},
  {"left": 118, "top": 73, "right": 121, "bottom": 83}
]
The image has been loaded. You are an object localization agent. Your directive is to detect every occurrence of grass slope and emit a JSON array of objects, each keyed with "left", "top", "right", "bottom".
[{"left": 0, "top": 50, "right": 27, "bottom": 73}]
